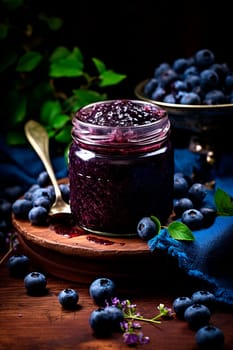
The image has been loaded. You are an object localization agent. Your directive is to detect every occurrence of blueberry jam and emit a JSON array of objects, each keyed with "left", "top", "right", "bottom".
[{"left": 69, "top": 99, "right": 173, "bottom": 236}]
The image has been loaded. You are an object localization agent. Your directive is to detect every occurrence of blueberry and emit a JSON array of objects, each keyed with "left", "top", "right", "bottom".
[
  {"left": 173, "top": 197, "right": 194, "bottom": 217},
  {"left": 144, "top": 78, "right": 158, "bottom": 96},
  {"left": 7, "top": 254, "right": 30, "bottom": 277},
  {"left": 200, "top": 69, "right": 219, "bottom": 91},
  {"left": 181, "top": 209, "right": 204, "bottom": 230},
  {"left": 137, "top": 216, "right": 159, "bottom": 240},
  {"left": 188, "top": 183, "right": 207, "bottom": 205},
  {"left": 195, "top": 49, "right": 215, "bottom": 69},
  {"left": 28, "top": 206, "right": 48, "bottom": 225},
  {"left": 151, "top": 86, "right": 166, "bottom": 101},
  {"left": 172, "top": 58, "right": 189, "bottom": 74},
  {"left": 195, "top": 325, "right": 224, "bottom": 350},
  {"left": 199, "top": 207, "right": 217, "bottom": 227},
  {"left": 191, "top": 290, "right": 216, "bottom": 311},
  {"left": 12, "top": 198, "right": 33, "bottom": 219},
  {"left": 59, "top": 183, "right": 70, "bottom": 203},
  {"left": 203, "top": 90, "right": 226, "bottom": 105},
  {"left": 33, "top": 196, "right": 51, "bottom": 210},
  {"left": 104, "top": 305, "right": 124, "bottom": 331},
  {"left": 172, "top": 296, "right": 193, "bottom": 319},
  {"left": 180, "top": 92, "right": 201, "bottom": 105},
  {"left": 173, "top": 174, "right": 189, "bottom": 198},
  {"left": 24, "top": 271, "right": 47, "bottom": 295},
  {"left": 89, "top": 277, "right": 116, "bottom": 306},
  {"left": 37, "top": 171, "right": 51, "bottom": 187},
  {"left": 58, "top": 288, "right": 79, "bottom": 309},
  {"left": 89, "top": 307, "right": 114, "bottom": 336},
  {"left": 184, "top": 303, "right": 211, "bottom": 330}
]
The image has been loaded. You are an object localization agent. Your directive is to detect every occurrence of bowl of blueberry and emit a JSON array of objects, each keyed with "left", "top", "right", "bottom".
[{"left": 135, "top": 48, "right": 233, "bottom": 134}]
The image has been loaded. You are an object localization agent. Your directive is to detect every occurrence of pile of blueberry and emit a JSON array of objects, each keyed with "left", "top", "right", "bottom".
[
  {"left": 11, "top": 171, "right": 70, "bottom": 225},
  {"left": 172, "top": 291, "right": 224, "bottom": 349},
  {"left": 137, "top": 172, "right": 217, "bottom": 240},
  {"left": 143, "top": 48, "right": 233, "bottom": 105}
]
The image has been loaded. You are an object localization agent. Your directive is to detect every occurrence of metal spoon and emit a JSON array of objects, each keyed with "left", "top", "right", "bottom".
[{"left": 24, "top": 120, "right": 71, "bottom": 217}]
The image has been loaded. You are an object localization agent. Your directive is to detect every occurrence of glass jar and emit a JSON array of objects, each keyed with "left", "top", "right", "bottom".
[{"left": 68, "top": 99, "right": 173, "bottom": 237}]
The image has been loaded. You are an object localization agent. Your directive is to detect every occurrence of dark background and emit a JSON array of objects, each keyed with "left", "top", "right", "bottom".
[{"left": 43, "top": 0, "right": 233, "bottom": 98}]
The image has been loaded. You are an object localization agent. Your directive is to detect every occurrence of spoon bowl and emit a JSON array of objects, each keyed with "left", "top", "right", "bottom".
[{"left": 24, "top": 120, "right": 71, "bottom": 218}]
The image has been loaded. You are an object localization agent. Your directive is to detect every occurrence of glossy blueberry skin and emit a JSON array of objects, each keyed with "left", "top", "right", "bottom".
[
  {"left": 181, "top": 209, "right": 204, "bottom": 230},
  {"left": 191, "top": 290, "right": 216, "bottom": 312},
  {"left": 89, "top": 307, "right": 114, "bottom": 336},
  {"left": 89, "top": 278, "right": 116, "bottom": 306},
  {"left": 28, "top": 206, "right": 48, "bottom": 225},
  {"left": 195, "top": 49, "right": 215, "bottom": 69},
  {"left": 188, "top": 183, "right": 207, "bottom": 205},
  {"left": 173, "top": 174, "right": 189, "bottom": 198},
  {"left": 37, "top": 171, "right": 51, "bottom": 187},
  {"left": 199, "top": 207, "right": 217, "bottom": 227},
  {"left": 24, "top": 271, "right": 47, "bottom": 295},
  {"left": 195, "top": 325, "right": 224, "bottom": 350},
  {"left": 172, "top": 296, "right": 193, "bottom": 319},
  {"left": 184, "top": 303, "right": 211, "bottom": 330},
  {"left": 7, "top": 254, "right": 30, "bottom": 277},
  {"left": 173, "top": 197, "right": 194, "bottom": 217},
  {"left": 58, "top": 288, "right": 79, "bottom": 309},
  {"left": 12, "top": 199, "right": 33, "bottom": 219},
  {"left": 104, "top": 305, "right": 124, "bottom": 331},
  {"left": 137, "top": 216, "right": 159, "bottom": 240}
]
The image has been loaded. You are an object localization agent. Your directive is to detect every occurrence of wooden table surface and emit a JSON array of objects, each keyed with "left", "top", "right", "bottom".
[{"left": 1, "top": 248, "right": 233, "bottom": 350}]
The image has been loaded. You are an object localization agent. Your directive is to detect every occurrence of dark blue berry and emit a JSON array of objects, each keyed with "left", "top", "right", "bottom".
[
  {"left": 200, "top": 69, "right": 219, "bottom": 91},
  {"left": 12, "top": 198, "right": 33, "bottom": 219},
  {"left": 172, "top": 58, "right": 190, "bottom": 74},
  {"left": 203, "top": 90, "right": 226, "bottom": 105},
  {"left": 195, "top": 325, "right": 224, "bottom": 350},
  {"left": 7, "top": 254, "right": 30, "bottom": 277},
  {"left": 89, "top": 277, "right": 116, "bottom": 306},
  {"left": 199, "top": 207, "right": 217, "bottom": 227},
  {"left": 184, "top": 303, "right": 211, "bottom": 330},
  {"left": 89, "top": 307, "right": 114, "bottom": 336},
  {"left": 188, "top": 183, "right": 207, "bottom": 205},
  {"left": 172, "top": 296, "right": 193, "bottom": 319},
  {"left": 24, "top": 271, "right": 47, "bottom": 295},
  {"left": 137, "top": 216, "right": 159, "bottom": 240},
  {"left": 37, "top": 171, "right": 51, "bottom": 187},
  {"left": 28, "top": 206, "right": 48, "bottom": 225},
  {"left": 104, "top": 305, "right": 124, "bottom": 331},
  {"left": 173, "top": 174, "right": 189, "bottom": 198},
  {"left": 58, "top": 288, "right": 79, "bottom": 309},
  {"left": 191, "top": 290, "right": 216, "bottom": 311},
  {"left": 173, "top": 197, "right": 194, "bottom": 217},
  {"left": 181, "top": 209, "right": 204, "bottom": 230},
  {"left": 195, "top": 49, "right": 215, "bottom": 69},
  {"left": 144, "top": 78, "right": 158, "bottom": 96},
  {"left": 180, "top": 92, "right": 201, "bottom": 105}
]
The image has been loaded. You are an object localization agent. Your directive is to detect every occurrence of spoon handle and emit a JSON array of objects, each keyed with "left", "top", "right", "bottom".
[{"left": 24, "top": 120, "right": 62, "bottom": 198}]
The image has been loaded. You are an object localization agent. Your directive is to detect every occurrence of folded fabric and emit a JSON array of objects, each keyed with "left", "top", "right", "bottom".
[
  {"left": 149, "top": 149, "right": 233, "bottom": 307},
  {"left": 0, "top": 136, "right": 68, "bottom": 189}
]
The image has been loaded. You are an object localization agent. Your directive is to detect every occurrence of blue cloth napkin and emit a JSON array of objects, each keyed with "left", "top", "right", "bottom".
[{"left": 149, "top": 149, "right": 233, "bottom": 307}]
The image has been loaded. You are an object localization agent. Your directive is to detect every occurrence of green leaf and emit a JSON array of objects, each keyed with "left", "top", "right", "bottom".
[
  {"left": 99, "top": 70, "right": 127, "bottom": 87},
  {"left": 49, "top": 47, "right": 84, "bottom": 78},
  {"left": 16, "top": 51, "right": 43, "bottom": 72},
  {"left": 150, "top": 215, "right": 161, "bottom": 234},
  {"left": 214, "top": 188, "right": 233, "bottom": 215},
  {"left": 50, "top": 47, "right": 71, "bottom": 62},
  {"left": 40, "top": 100, "right": 62, "bottom": 125},
  {"left": 70, "top": 88, "right": 107, "bottom": 111},
  {"left": 38, "top": 14, "right": 63, "bottom": 31},
  {"left": 6, "top": 90, "right": 27, "bottom": 125},
  {"left": 92, "top": 57, "right": 106, "bottom": 74},
  {"left": 54, "top": 125, "right": 72, "bottom": 143},
  {"left": 0, "top": 23, "right": 9, "bottom": 40},
  {"left": 49, "top": 114, "right": 71, "bottom": 129},
  {"left": 167, "top": 221, "right": 195, "bottom": 241}
]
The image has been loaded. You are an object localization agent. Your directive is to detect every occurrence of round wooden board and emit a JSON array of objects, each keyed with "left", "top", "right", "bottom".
[{"left": 12, "top": 214, "right": 169, "bottom": 287}]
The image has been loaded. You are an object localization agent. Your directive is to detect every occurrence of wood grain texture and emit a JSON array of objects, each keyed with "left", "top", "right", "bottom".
[{"left": 1, "top": 250, "right": 233, "bottom": 350}]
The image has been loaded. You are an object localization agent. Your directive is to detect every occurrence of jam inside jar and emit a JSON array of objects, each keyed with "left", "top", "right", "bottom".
[{"left": 69, "top": 99, "right": 173, "bottom": 237}]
